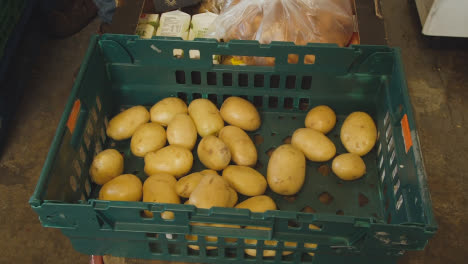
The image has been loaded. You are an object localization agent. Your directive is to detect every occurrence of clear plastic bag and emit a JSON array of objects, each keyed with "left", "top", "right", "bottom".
[
  {"left": 198, "top": 0, "right": 243, "bottom": 14},
  {"left": 208, "top": 0, "right": 354, "bottom": 65},
  {"left": 199, "top": 0, "right": 230, "bottom": 14}
]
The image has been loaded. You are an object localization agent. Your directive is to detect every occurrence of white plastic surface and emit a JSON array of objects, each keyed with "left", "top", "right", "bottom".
[{"left": 415, "top": 0, "right": 468, "bottom": 37}]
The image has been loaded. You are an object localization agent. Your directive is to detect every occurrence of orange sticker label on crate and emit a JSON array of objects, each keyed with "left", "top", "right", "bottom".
[
  {"left": 67, "top": 100, "right": 81, "bottom": 134},
  {"left": 401, "top": 114, "right": 412, "bottom": 153}
]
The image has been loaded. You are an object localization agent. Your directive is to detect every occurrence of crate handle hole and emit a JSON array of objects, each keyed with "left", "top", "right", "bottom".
[
  {"left": 173, "top": 49, "right": 184, "bottom": 58},
  {"left": 189, "top": 49, "right": 200, "bottom": 59},
  {"left": 287, "top": 220, "right": 301, "bottom": 229},
  {"left": 161, "top": 211, "right": 175, "bottom": 221},
  {"left": 288, "top": 54, "right": 299, "bottom": 64},
  {"left": 304, "top": 54, "right": 316, "bottom": 64},
  {"left": 336, "top": 210, "right": 344, "bottom": 215},
  {"left": 185, "top": 234, "right": 198, "bottom": 242},
  {"left": 309, "top": 223, "right": 322, "bottom": 230},
  {"left": 146, "top": 233, "right": 158, "bottom": 238},
  {"left": 140, "top": 210, "right": 153, "bottom": 219}
]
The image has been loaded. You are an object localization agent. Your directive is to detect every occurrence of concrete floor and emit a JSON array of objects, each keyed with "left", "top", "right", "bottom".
[{"left": 0, "top": 0, "right": 467, "bottom": 263}]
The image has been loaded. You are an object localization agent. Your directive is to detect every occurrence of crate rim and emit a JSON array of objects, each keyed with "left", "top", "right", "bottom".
[{"left": 29, "top": 34, "right": 437, "bottom": 234}]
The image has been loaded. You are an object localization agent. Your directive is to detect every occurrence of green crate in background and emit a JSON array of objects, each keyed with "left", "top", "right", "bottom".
[{"left": 29, "top": 34, "right": 437, "bottom": 264}]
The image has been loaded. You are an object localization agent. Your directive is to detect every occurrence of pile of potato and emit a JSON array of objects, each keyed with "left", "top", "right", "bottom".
[{"left": 89, "top": 95, "right": 376, "bottom": 255}]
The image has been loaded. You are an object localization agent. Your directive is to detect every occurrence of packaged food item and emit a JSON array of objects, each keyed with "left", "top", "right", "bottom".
[
  {"left": 156, "top": 10, "right": 191, "bottom": 40},
  {"left": 135, "top": 13, "right": 160, "bottom": 39},
  {"left": 208, "top": 0, "right": 354, "bottom": 65},
  {"left": 139, "top": 13, "right": 160, "bottom": 28},
  {"left": 188, "top": 12, "right": 218, "bottom": 40},
  {"left": 188, "top": 12, "right": 219, "bottom": 62},
  {"left": 136, "top": 24, "right": 155, "bottom": 39}
]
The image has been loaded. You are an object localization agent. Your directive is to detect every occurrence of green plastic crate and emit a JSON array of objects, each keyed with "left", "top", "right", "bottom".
[{"left": 29, "top": 34, "right": 437, "bottom": 263}]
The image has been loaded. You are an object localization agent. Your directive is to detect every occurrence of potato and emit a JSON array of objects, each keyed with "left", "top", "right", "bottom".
[
  {"left": 130, "top": 123, "right": 166, "bottom": 157},
  {"left": 219, "top": 126, "right": 257, "bottom": 166},
  {"left": 188, "top": 174, "right": 231, "bottom": 209},
  {"left": 340, "top": 112, "right": 377, "bottom": 156},
  {"left": 220, "top": 97, "right": 261, "bottom": 131},
  {"left": 227, "top": 187, "right": 238, "bottom": 207},
  {"left": 332, "top": 153, "right": 366, "bottom": 180},
  {"left": 175, "top": 172, "right": 205, "bottom": 198},
  {"left": 144, "top": 145, "right": 193, "bottom": 178},
  {"left": 143, "top": 173, "right": 180, "bottom": 219},
  {"left": 235, "top": 195, "right": 286, "bottom": 257},
  {"left": 188, "top": 99, "right": 224, "bottom": 137},
  {"left": 305, "top": 105, "right": 336, "bottom": 134},
  {"left": 187, "top": 223, "right": 240, "bottom": 250},
  {"left": 244, "top": 226, "right": 296, "bottom": 257},
  {"left": 166, "top": 114, "right": 197, "bottom": 150},
  {"left": 234, "top": 195, "right": 276, "bottom": 212},
  {"left": 89, "top": 149, "right": 124, "bottom": 185},
  {"left": 200, "top": 169, "right": 219, "bottom": 176},
  {"left": 145, "top": 173, "right": 177, "bottom": 187},
  {"left": 186, "top": 222, "right": 217, "bottom": 250},
  {"left": 98, "top": 174, "right": 142, "bottom": 201},
  {"left": 150, "top": 97, "right": 188, "bottom": 126},
  {"left": 222, "top": 165, "right": 266, "bottom": 196},
  {"left": 291, "top": 128, "right": 336, "bottom": 162},
  {"left": 106, "top": 106, "right": 150, "bottom": 140},
  {"left": 267, "top": 144, "right": 306, "bottom": 195},
  {"left": 197, "top": 135, "right": 231, "bottom": 170},
  {"left": 305, "top": 224, "right": 320, "bottom": 256}
]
